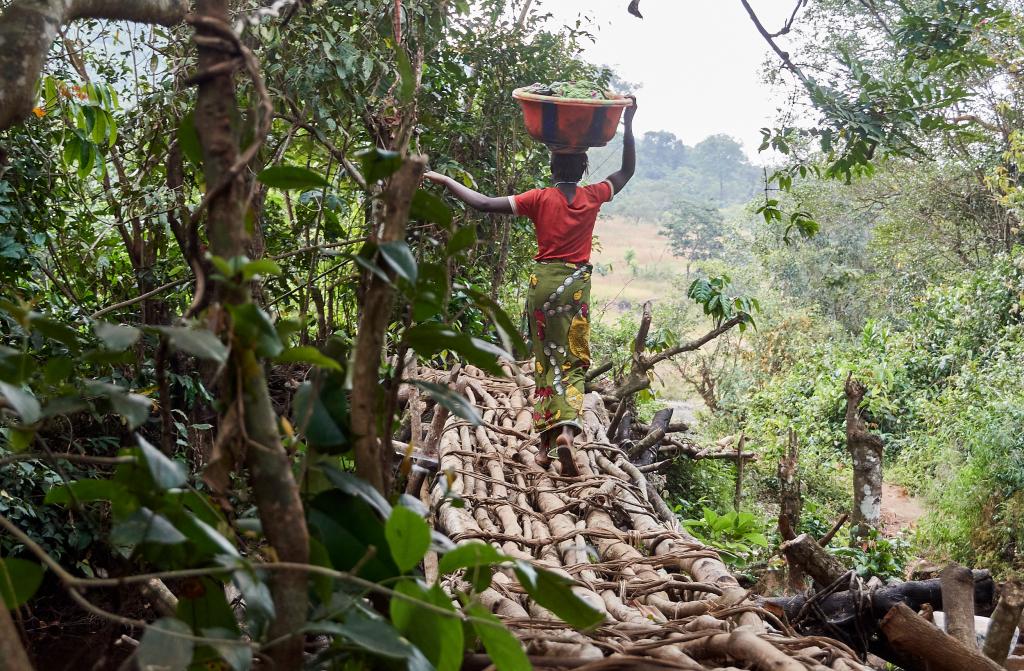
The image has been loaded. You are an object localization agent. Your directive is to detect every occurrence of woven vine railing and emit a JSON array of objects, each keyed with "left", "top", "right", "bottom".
[{"left": 408, "top": 363, "right": 872, "bottom": 671}]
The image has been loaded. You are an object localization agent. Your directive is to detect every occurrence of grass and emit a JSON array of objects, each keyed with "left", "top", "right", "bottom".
[
  {"left": 590, "top": 214, "right": 701, "bottom": 408},
  {"left": 590, "top": 215, "right": 691, "bottom": 321}
]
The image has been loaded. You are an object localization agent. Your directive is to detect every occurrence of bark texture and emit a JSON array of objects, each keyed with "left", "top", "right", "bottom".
[
  {"left": 191, "top": 3, "right": 308, "bottom": 668},
  {"left": 0, "top": 0, "right": 187, "bottom": 131},
  {"left": 0, "top": 594, "right": 33, "bottom": 671},
  {"left": 880, "top": 603, "right": 1003, "bottom": 671},
  {"left": 982, "top": 580, "right": 1024, "bottom": 665},
  {"left": 350, "top": 156, "right": 427, "bottom": 494},
  {"left": 780, "top": 533, "right": 846, "bottom": 590},
  {"left": 940, "top": 563, "right": 978, "bottom": 649},
  {"left": 845, "top": 375, "right": 883, "bottom": 539}
]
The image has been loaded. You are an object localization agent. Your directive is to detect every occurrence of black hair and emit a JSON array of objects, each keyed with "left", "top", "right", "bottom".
[{"left": 550, "top": 152, "right": 588, "bottom": 182}]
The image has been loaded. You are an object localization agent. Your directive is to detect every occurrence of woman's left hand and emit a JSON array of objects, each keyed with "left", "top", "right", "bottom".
[{"left": 423, "top": 170, "right": 448, "bottom": 185}]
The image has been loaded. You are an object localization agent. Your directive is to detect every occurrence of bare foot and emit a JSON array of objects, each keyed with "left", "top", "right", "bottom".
[
  {"left": 535, "top": 434, "right": 553, "bottom": 468},
  {"left": 556, "top": 431, "right": 579, "bottom": 477}
]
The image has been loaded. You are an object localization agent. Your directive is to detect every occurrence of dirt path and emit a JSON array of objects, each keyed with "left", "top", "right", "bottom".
[{"left": 880, "top": 482, "right": 926, "bottom": 534}]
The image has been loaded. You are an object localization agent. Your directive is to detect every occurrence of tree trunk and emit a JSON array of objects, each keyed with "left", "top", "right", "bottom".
[
  {"left": 350, "top": 157, "right": 427, "bottom": 494},
  {"left": 845, "top": 374, "right": 883, "bottom": 540},
  {"left": 192, "top": 4, "right": 309, "bottom": 667},
  {"left": 982, "top": 580, "right": 1024, "bottom": 665},
  {"left": 0, "top": 595, "right": 33, "bottom": 671},
  {"left": 940, "top": 563, "right": 979, "bottom": 650},
  {"left": 880, "top": 603, "right": 1003, "bottom": 671},
  {"left": 778, "top": 429, "right": 804, "bottom": 591}
]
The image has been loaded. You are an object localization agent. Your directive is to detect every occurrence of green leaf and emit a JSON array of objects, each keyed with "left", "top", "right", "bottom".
[
  {"left": 217, "top": 557, "right": 275, "bottom": 624},
  {"left": 256, "top": 165, "right": 329, "bottom": 190},
  {"left": 136, "top": 617, "right": 194, "bottom": 671},
  {"left": 178, "top": 111, "right": 202, "bottom": 167},
  {"left": 137, "top": 435, "right": 187, "bottom": 489},
  {"left": 308, "top": 537, "right": 334, "bottom": 605},
  {"left": 4, "top": 427, "right": 34, "bottom": 452},
  {"left": 467, "top": 604, "right": 530, "bottom": 671},
  {"left": 109, "top": 391, "right": 153, "bottom": 430},
  {"left": 85, "top": 380, "right": 152, "bottom": 429},
  {"left": 43, "top": 357, "right": 74, "bottom": 384},
  {"left": 378, "top": 240, "right": 418, "bottom": 283},
  {"left": 306, "top": 604, "right": 432, "bottom": 671},
  {"left": 411, "top": 189, "right": 453, "bottom": 229},
  {"left": 438, "top": 542, "right": 510, "bottom": 574},
  {"left": 201, "top": 627, "right": 252, "bottom": 671},
  {"left": 514, "top": 561, "right": 603, "bottom": 630},
  {"left": 396, "top": 48, "right": 416, "bottom": 104},
  {"left": 32, "top": 317, "right": 81, "bottom": 351},
  {"left": 411, "top": 381, "right": 481, "bottom": 426},
  {"left": 412, "top": 262, "right": 447, "bottom": 322},
  {"left": 45, "top": 479, "right": 134, "bottom": 509},
  {"left": 275, "top": 346, "right": 342, "bottom": 371},
  {"left": 0, "top": 558, "right": 43, "bottom": 609},
  {"left": 227, "top": 304, "right": 283, "bottom": 357},
  {"left": 0, "top": 382, "right": 41, "bottom": 424},
  {"left": 386, "top": 505, "right": 432, "bottom": 573},
  {"left": 391, "top": 580, "right": 463, "bottom": 671},
  {"left": 153, "top": 326, "right": 228, "bottom": 364},
  {"left": 239, "top": 258, "right": 282, "bottom": 282},
  {"left": 292, "top": 379, "right": 349, "bottom": 453},
  {"left": 112, "top": 507, "right": 187, "bottom": 547},
  {"left": 446, "top": 226, "right": 476, "bottom": 256},
  {"left": 404, "top": 324, "right": 509, "bottom": 376},
  {"left": 320, "top": 465, "right": 393, "bottom": 519},
  {"left": 356, "top": 147, "right": 402, "bottom": 184}
]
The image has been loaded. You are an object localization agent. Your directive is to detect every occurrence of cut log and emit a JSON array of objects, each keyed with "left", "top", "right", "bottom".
[
  {"left": 780, "top": 533, "right": 846, "bottom": 589},
  {"left": 630, "top": 407, "right": 672, "bottom": 466},
  {"left": 880, "top": 602, "right": 1003, "bottom": 671},
  {"left": 941, "top": 563, "right": 978, "bottom": 649},
  {"left": 982, "top": 580, "right": 1024, "bottom": 665}
]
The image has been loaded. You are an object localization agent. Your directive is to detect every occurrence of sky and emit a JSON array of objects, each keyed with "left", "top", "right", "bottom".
[{"left": 542, "top": 0, "right": 800, "bottom": 163}]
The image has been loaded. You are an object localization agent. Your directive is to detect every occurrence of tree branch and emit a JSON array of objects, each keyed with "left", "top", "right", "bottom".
[
  {"left": 645, "top": 315, "right": 745, "bottom": 368},
  {"left": 738, "top": 0, "right": 808, "bottom": 84},
  {"left": 0, "top": 0, "right": 188, "bottom": 131}
]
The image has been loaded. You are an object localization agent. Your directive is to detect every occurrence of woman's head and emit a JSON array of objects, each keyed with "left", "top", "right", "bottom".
[{"left": 550, "top": 152, "right": 588, "bottom": 182}]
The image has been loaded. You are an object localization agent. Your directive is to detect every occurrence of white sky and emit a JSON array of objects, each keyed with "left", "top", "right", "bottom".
[{"left": 542, "top": 0, "right": 799, "bottom": 163}]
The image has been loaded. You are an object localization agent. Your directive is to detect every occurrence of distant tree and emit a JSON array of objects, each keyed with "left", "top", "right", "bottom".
[
  {"left": 692, "top": 134, "right": 748, "bottom": 203},
  {"left": 640, "top": 130, "right": 687, "bottom": 178},
  {"left": 660, "top": 199, "right": 725, "bottom": 275}
]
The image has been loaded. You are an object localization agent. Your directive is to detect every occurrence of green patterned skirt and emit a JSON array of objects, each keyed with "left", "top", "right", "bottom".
[{"left": 526, "top": 261, "right": 592, "bottom": 435}]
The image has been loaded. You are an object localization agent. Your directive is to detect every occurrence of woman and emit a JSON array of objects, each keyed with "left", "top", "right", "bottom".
[{"left": 424, "top": 96, "right": 637, "bottom": 476}]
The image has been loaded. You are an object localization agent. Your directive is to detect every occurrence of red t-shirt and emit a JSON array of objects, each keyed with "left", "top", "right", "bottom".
[{"left": 509, "top": 180, "right": 615, "bottom": 264}]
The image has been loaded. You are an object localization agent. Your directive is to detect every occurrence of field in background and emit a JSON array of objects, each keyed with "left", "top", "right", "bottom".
[
  {"left": 589, "top": 215, "right": 689, "bottom": 322},
  {"left": 589, "top": 215, "right": 703, "bottom": 419}
]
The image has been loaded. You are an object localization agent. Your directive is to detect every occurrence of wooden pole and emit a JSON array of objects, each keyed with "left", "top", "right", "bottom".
[{"left": 941, "top": 563, "right": 979, "bottom": 650}]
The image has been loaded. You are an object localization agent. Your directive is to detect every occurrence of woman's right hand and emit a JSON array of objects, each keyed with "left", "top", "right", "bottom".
[{"left": 423, "top": 170, "right": 448, "bottom": 185}]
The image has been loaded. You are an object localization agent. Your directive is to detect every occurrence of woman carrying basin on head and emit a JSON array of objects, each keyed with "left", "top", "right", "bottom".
[{"left": 424, "top": 95, "right": 637, "bottom": 476}]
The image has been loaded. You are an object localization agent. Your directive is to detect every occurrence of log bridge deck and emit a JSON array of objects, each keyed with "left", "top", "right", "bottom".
[{"left": 416, "top": 365, "right": 871, "bottom": 670}]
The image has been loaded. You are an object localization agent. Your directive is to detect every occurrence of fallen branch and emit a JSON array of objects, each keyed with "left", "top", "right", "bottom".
[{"left": 880, "top": 602, "right": 1003, "bottom": 671}]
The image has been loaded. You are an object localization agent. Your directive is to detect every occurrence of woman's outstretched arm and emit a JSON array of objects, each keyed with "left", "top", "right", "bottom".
[
  {"left": 606, "top": 95, "right": 637, "bottom": 194},
  {"left": 424, "top": 172, "right": 514, "bottom": 214}
]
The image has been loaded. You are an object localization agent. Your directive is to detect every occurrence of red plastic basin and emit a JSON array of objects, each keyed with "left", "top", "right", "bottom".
[{"left": 513, "top": 87, "right": 631, "bottom": 154}]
